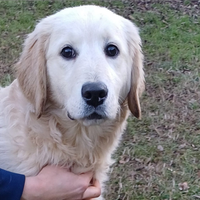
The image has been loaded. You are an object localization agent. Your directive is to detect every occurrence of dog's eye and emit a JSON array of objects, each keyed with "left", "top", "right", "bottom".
[
  {"left": 105, "top": 44, "right": 119, "bottom": 57},
  {"left": 61, "top": 46, "right": 76, "bottom": 59}
]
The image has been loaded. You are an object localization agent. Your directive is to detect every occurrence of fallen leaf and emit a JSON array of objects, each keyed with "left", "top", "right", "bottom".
[
  {"left": 157, "top": 145, "right": 164, "bottom": 151},
  {"left": 119, "top": 155, "right": 130, "bottom": 164},
  {"left": 178, "top": 182, "right": 189, "bottom": 191}
]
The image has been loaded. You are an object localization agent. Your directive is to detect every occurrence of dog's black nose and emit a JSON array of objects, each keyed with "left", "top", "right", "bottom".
[{"left": 82, "top": 82, "right": 108, "bottom": 107}]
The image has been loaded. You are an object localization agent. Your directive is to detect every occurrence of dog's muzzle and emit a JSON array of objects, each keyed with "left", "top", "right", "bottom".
[
  {"left": 81, "top": 82, "right": 108, "bottom": 107},
  {"left": 81, "top": 82, "right": 108, "bottom": 120}
]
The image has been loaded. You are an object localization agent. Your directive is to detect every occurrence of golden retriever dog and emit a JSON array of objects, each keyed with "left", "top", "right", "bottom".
[{"left": 0, "top": 5, "right": 144, "bottom": 199}]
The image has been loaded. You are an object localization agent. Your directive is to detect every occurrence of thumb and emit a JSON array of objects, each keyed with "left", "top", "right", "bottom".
[
  {"left": 79, "top": 171, "right": 94, "bottom": 183},
  {"left": 82, "top": 179, "right": 101, "bottom": 199}
]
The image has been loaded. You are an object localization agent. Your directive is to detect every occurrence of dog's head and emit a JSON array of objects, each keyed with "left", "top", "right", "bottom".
[{"left": 16, "top": 5, "right": 145, "bottom": 126}]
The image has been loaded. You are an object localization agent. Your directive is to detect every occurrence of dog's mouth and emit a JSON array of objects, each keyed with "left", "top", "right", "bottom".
[
  {"left": 86, "top": 112, "right": 103, "bottom": 120},
  {"left": 83, "top": 111, "right": 107, "bottom": 126},
  {"left": 68, "top": 110, "right": 106, "bottom": 124},
  {"left": 68, "top": 113, "right": 75, "bottom": 120}
]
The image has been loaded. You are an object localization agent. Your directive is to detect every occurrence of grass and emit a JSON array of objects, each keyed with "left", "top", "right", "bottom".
[{"left": 0, "top": 0, "right": 200, "bottom": 199}]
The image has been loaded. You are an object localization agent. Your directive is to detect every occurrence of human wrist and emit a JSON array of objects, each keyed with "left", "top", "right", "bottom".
[{"left": 21, "top": 176, "right": 41, "bottom": 200}]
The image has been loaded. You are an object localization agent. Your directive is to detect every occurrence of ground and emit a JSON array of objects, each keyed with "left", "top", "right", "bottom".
[{"left": 0, "top": 0, "right": 200, "bottom": 199}]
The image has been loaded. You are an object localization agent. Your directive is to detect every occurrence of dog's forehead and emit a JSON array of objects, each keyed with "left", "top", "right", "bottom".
[
  {"left": 56, "top": 5, "right": 122, "bottom": 23},
  {"left": 50, "top": 6, "right": 125, "bottom": 36},
  {"left": 45, "top": 6, "right": 128, "bottom": 51}
]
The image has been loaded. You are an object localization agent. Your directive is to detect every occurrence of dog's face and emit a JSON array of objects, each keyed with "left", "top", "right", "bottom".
[
  {"left": 46, "top": 7, "right": 135, "bottom": 125},
  {"left": 16, "top": 6, "right": 144, "bottom": 126}
]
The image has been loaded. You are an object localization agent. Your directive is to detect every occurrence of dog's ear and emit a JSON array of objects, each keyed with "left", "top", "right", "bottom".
[
  {"left": 15, "top": 27, "right": 49, "bottom": 117},
  {"left": 125, "top": 21, "right": 145, "bottom": 119}
]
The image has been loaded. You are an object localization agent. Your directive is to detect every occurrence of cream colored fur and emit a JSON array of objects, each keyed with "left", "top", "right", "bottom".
[{"left": 0, "top": 5, "right": 144, "bottom": 200}]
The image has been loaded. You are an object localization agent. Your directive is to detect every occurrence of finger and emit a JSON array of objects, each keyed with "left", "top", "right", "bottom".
[
  {"left": 93, "top": 179, "right": 100, "bottom": 188},
  {"left": 83, "top": 199, "right": 94, "bottom": 200},
  {"left": 82, "top": 181, "right": 101, "bottom": 199},
  {"left": 82, "top": 186, "right": 101, "bottom": 199},
  {"left": 79, "top": 171, "right": 94, "bottom": 183}
]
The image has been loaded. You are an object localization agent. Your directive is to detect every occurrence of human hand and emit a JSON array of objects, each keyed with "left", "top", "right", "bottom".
[{"left": 21, "top": 165, "right": 101, "bottom": 200}]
